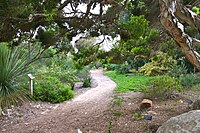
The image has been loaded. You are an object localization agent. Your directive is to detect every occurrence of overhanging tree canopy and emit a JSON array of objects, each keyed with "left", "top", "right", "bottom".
[
  {"left": 0, "top": 0, "right": 199, "bottom": 70},
  {"left": 0, "top": 0, "right": 127, "bottom": 42}
]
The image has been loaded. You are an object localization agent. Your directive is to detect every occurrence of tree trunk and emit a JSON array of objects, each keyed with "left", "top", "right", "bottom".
[{"left": 159, "top": 0, "right": 200, "bottom": 71}]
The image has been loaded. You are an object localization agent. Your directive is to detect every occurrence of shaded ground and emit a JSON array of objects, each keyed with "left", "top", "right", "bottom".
[{"left": 0, "top": 70, "right": 199, "bottom": 133}]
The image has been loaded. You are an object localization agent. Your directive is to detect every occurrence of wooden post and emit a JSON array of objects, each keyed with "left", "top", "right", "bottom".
[{"left": 28, "top": 74, "right": 35, "bottom": 96}]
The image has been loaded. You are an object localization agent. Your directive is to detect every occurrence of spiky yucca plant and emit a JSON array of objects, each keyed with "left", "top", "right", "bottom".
[{"left": 0, "top": 43, "right": 31, "bottom": 114}]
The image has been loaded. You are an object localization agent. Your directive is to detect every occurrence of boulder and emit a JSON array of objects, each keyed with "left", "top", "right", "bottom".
[
  {"left": 156, "top": 110, "right": 200, "bottom": 133},
  {"left": 73, "top": 82, "right": 84, "bottom": 90}
]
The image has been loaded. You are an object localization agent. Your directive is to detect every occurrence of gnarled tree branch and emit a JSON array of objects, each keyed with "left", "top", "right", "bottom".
[
  {"left": 175, "top": 1, "right": 200, "bottom": 31},
  {"left": 159, "top": 0, "right": 200, "bottom": 71}
]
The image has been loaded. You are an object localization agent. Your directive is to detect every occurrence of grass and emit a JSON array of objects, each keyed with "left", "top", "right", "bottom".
[{"left": 104, "top": 71, "right": 153, "bottom": 93}]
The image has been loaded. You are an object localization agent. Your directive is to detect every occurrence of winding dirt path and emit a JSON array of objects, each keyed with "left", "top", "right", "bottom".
[{"left": 1, "top": 69, "right": 116, "bottom": 133}]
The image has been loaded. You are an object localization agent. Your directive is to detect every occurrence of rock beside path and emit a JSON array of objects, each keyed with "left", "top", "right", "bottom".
[
  {"left": 157, "top": 110, "right": 200, "bottom": 133},
  {"left": 140, "top": 99, "right": 153, "bottom": 110}
]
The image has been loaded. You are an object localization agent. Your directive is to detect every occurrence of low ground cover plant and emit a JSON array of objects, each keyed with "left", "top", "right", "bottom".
[
  {"left": 145, "top": 75, "right": 183, "bottom": 99},
  {"left": 104, "top": 71, "right": 152, "bottom": 93}
]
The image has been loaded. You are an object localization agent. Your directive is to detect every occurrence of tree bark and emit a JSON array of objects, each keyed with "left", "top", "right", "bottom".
[{"left": 159, "top": 0, "right": 200, "bottom": 71}]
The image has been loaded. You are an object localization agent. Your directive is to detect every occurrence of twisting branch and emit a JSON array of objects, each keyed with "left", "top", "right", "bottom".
[
  {"left": 175, "top": 1, "right": 200, "bottom": 31},
  {"left": 159, "top": 0, "right": 200, "bottom": 71},
  {"left": 192, "top": 38, "right": 200, "bottom": 48},
  {"left": 93, "top": 35, "right": 106, "bottom": 48}
]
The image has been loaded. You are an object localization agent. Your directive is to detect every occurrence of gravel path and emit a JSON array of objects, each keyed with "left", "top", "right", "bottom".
[{"left": 0, "top": 69, "right": 116, "bottom": 133}]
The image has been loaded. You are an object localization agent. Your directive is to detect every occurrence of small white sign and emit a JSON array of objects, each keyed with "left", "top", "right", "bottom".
[
  {"left": 28, "top": 74, "right": 35, "bottom": 79},
  {"left": 28, "top": 73, "right": 35, "bottom": 96}
]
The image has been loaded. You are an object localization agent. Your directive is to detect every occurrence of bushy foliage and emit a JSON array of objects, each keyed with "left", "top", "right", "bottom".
[
  {"left": 35, "top": 54, "right": 78, "bottom": 87},
  {"left": 41, "top": 66, "right": 78, "bottom": 87},
  {"left": 179, "top": 74, "right": 200, "bottom": 89},
  {"left": 104, "top": 64, "right": 119, "bottom": 71},
  {"left": 128, "top": 58, "right": 146, "bottom": 70},
  {"left": 30, "top": 53, "right": 81, "bottom": 103},
  {"left": 71, "top": 38, "right": 99, "bottom": 69},
  {"left": 119, "top": 15, "right": 149, "bottom": 40},
  {"left": 78, "top": 66, "right": 92, "bottom": 87},
  {"left": 159, "top": 39, "right": 182, "bottom": 58},
  {"left": 116, "top": 62, "right": 131, "bottom": 74},
  {"left": 34, "top": 75, "right": 74, "bottom": 103},
  {"left": 168, "top": 60, "right": 200, "bottom": 89},
  {"left": 105, "top": 15, "right": 159, "bottom": 72},
  {"left": 117, "top": 15, "right": 155, "bottom": 57},
  {"left": 104, "top": 62, "right": 132, "bottom": 74},
  {"left": 168, "top": 62, "right": 188, "bottom": 78},
  {"left": 0, "top": 43, "right": 31, "bottom": 112},
  {"left": 83, "top": 78, "right": 91, "bottom": 87},
  {"left": 139, "top": 52, "right": 176, "bottom": 76},
  {"left": 145, "top": 75, "right": 183, "bottom": 99}
]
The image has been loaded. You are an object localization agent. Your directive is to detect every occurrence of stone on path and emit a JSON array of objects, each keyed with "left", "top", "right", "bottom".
[
  {"left": 140, "top": 99, "right": 152, "bottom": 110},
  {"left": 156, "top": 110, "right": 200, "bottom": 133}
]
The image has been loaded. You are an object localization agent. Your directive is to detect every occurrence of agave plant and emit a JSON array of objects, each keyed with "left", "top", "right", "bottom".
[{"left": 0, "top": 43, "right": 31, "bottom": 114}]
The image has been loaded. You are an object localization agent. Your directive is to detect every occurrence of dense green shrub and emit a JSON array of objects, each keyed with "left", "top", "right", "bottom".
[
  {"left": 119, "top": 15, "right": 149, "bottom": 40},
  {"left": 35, "top": 66, "right": 78, "bottom": 88},
  {"left": 116, "top": 62, "right": 131, "bottom": 74},
  {"left": 104, "top": 64, "right": 119, "bottom": 71},
  {"left": 128, "top": 58, "right": 146, "bottom": 70},
  {"left": 52, "top": 68, "right": 77, "bottom": 86},
  {"left": 178, "top": 59, "right": 197, "bottom": 73},
  {"left": 159, "top": 39, "right": 182, "bottom": 58},
  {"left": 145, "top": 75, "right": 183, "bottom": 99},
  {"left": 104, "top": 62, "right": 133, "bottom": 74},
  {"left": 179, "top": 74, "right": 200, "bottom": 89},
  {"left": 35, "top": 55, "right": 78, "bottom": 88},
  {"left": 168, "top": 62, "right": 188, "bottom": 78},
  {"left": 34, "top": 54, "right": 92, "bottom": 90},
  {"left": 34, "top": 75, "right": 74, "bottom": 103},
  {"left": 139, "top": 52, "right": 176, "bottom": 76}
]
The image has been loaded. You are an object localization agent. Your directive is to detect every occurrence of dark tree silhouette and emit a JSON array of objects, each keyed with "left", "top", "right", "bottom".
[{"left": 0, "top": 0, "right": 199, "bottom": 70}]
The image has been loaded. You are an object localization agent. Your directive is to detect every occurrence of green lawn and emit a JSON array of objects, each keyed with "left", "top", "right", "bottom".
[{"left": 104, "top": 71, "right": 153, "bottom": 93}]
